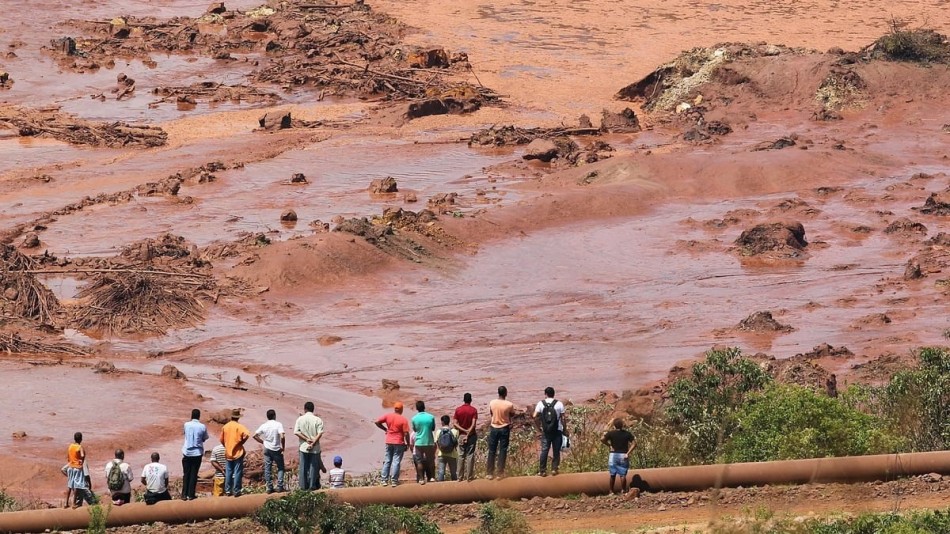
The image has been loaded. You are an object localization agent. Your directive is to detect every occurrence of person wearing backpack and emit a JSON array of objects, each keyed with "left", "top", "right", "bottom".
[
  {"left": 104, "top": 449, "right": 133, "bottom": 505},
  {"left": 533, "top": 386, "right": 566, "bottom": 477},
  {"left": 436, "top": 415, "right": 460, "bottom": 481}
]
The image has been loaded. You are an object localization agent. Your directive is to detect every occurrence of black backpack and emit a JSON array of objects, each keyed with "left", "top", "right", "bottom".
[
  {"left": 437, "top": 428, "right": 458, "bottom": 454},
  {"left": 540, "top": 399, "right": 560, "bottom": 434}
]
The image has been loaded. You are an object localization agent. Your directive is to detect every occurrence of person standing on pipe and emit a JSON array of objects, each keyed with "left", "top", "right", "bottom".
[
  {"left": 294, "top": 401, "right": 325, "bottom": 490},
  {"left": 375, "top": 401, "right": 410, "bottom": 487},
  {"left": 601, "top": 417, "right": 636, "bottom": 495},
  {"left": 534, "top": 386, "right": 566, "bottom": 477},
  {"left": 486, "top": 385, "right": 515, "bottom": 480},
  {"left": 411, "top": 400, "right": 437, "bottom": 484},
  {"left": 253, "top": 409, "right": 287, "bottom": 494},
  {"left": 181, "top": 408, "right": 208, "bottom": 501},
  {"left": 220, "top": 408, "right": 250, "bottom": 497},
  {"left": 453, "top": 392, "right": 478, "bottom": 481}
]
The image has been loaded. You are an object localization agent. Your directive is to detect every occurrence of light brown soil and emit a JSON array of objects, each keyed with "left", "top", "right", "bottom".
[{"left": 0, "top": 1, "right": 948, "bottom": 528}]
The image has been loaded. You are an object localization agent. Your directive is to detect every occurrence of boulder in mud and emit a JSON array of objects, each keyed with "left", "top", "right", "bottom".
[
  {"left": 207, "top": 2, "right": 227, "bottom": 14},
  {"left": 737, "top": 311, "right": 793, "bottom": 333},
  {"left": 600, "top": 108, "right": 641, "bottom": 133},
  {"left": 93, "top": 361, "right": 117, "bottom": 374},
  {"left": 50, "top": 37, "right": 77, "bottom": 56},
  {"left": 522, "top": 138, "right": 559, "bottom": 162},
  {"left": 752, "top": 136, "right": 797, "bottom": 151},
  {"left": 369, "top": 176, "right": 398, "bottom": 194},
  {"left": 404, "top": 192, "right": 418, "bottom": 203},
  {"left": 11, "top": 431, "right": 26, "bottom": 440},
  {"left": 161, "top": 364, "right": 186, "bottom": 380},
  {"left": 317, "top": 335, "right": 342, "bottom": 346},
  {"left": 407, "top": 48, "right": 450, "bottom": 69},
  {"left": 735, "top": 221, "right": 807, "bottom": 256},
  {"left": 258, "top": 111, "right": 291, "bottom": 130},
  {"left": 904, "top": 260, "right": 923, "bottom": 280},
  {"left": 20, "top": 233, "right": 40, "bottom": 249},
  {"left": 405, "top": 97, "right": 481, "bottom": 119},
  {"left": 381, "top": 379, "right": 400, "bottom": 391},
  {"left": 290, "top": 173, "right": 308, "bottom": 184},
  {"left": 917, "top": 190, "right": 950, "bottom": 215},
  {"left": 280, "top": 210, "right": 298, "bottom": 222},
  {"left": 797, "top": 343, "right": 854, "bottom": 359},
  {"left": 884, "top": 218, "right": 927, "bottom": 234},
  {"left": 428, "top": 192, "right": 457, "bottom": 214}
]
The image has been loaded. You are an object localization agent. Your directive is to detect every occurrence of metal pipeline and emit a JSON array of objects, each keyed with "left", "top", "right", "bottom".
[{"left": 3, "top": 451, "right": 949, "bottom": 533}]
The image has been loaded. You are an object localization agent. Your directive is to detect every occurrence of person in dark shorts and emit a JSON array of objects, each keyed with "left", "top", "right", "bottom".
[{"left": 601, "top": 418, "right": 636, "bottom": 495}]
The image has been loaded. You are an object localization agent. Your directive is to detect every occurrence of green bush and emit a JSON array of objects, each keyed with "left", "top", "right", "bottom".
[
  {"left": 666, "top": 347, "right": 772, "bottom": 463},
  {"left": 470, "top": 501, "right": 532, "bottom": 534},
  {"left": 0, "top": 489, "right": 18, "bottom": 513},
  {"left": 723, "top": 384, "right": 902, "bottom": 463},
  {"left": 879, "top": 347, "right": 950, "bottom": 452},
  {"left": 254, "top": 491, "right": 441, "bottom": 534},
  {"left": 627, "top": 418, "right": 691, "bottom": 469},
  {"left": 871, "top": 23, "right": 950, "bottom": 63}
]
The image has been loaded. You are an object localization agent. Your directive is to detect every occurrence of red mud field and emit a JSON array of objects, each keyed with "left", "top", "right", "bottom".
[{"left": 1, "top": 0, "right": 950, "bottom": 529}]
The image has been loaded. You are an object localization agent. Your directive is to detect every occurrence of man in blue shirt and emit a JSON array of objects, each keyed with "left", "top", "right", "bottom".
[
  {"left": 181, "top": 408, "right": 209, "bottom": 500},
  {"left": 411, "top": 400, "right": 436, "bottom": 484}
]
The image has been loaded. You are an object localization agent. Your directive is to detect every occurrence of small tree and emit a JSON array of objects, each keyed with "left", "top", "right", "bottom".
[{"left": 666, "top": 347, "right": 772, "bottom": 463}]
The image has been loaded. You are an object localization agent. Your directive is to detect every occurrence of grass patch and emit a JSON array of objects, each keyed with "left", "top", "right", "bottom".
[
  {"left": 868, "top": 21, "right": 950, "bottom": 63},
  {"left": 470, "top": 501, "right": 532, "bottom": 534},
  {"left": 255, "top": 490, "right": 440, "bottom": 534}
]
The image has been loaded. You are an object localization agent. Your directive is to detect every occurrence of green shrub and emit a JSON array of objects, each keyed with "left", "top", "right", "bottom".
[
  {"left": 879, "top": 347, "right": 950, "bottom": 452},
  {"left": 723, "top": 384, "right": 901, "bottom": 463},
  {"left": 87, "top": 504, "right": 108, "bottom": 534},
  {"left": 470, "top": 501, "right": 532, "bottom": 534},
  {"left": 254, "top": 491, "right": 440, "bottom": 534},
  {"left": 871, "top": 23, "right": 950, "bottom": 63},
  {"left": 0, "top": 489, "right": 18, "bottom": 513},
  {"left": 666, "top": 347, "right": 772, "bottom": 463},
  {"left": 627, "top": 418, "right": 691, "bottom": 469}
]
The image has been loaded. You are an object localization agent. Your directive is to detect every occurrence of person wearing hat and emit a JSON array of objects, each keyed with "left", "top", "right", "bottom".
[
  {"left": 328, "top": 455, "right": 346, "bottom": 489},
  {"left": 219, "top": 408, "right": 250, "bottom": 497},
  {"left": 375, "top": 401, "right": 410, "bottom": 487}
]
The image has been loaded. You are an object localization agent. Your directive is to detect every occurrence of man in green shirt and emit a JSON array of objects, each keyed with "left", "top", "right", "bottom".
[{"left": 410, "top": 400, "right": 436, "bottom": 484}]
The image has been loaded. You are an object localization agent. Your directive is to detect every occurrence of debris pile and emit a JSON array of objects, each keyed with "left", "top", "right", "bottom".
[
  {"left": 0, "top": 332, "right": 88, "bottom": 355},
  {"left": 70, "top": 270, "right": 215, "bottom": 336},
  {"left": 0, "top": 245, "right": 61, "bottom": 325},
  {"left": 735, "top": 221, "right": 808, "bottom": 257},
  {"left": 0, "top": 106, "right": 166, "bottom": 148}
]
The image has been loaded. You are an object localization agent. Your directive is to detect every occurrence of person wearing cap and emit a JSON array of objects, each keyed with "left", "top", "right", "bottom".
[
  {"left": 293, "top": 401, "right": 325, "bottom": 491},
  {"left": 219, "top": 408, "right": 250, "bottom": 497},
  {"left": 328, "top": 456, "right": 346, "bottom": 489},
  {"left": 375, "top": 402, "right": 410, "bottom": 487}
]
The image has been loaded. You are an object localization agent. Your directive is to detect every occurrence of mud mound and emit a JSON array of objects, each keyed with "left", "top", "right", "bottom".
[
  {"left": 0, "top": 245, "right": 61, "bottom": 325},
  {"left": 736, "top": 311, "right": 793, "bottom": 333},
  {"left": 335, "top": 216, "right": 433, "bottom": 264},
  {"left": 120, "top": 234, "right": 204, "bottom": 266},
  {"left": 0, "top": 106, "right": 166, "bottom": 148},
  {"left": 864, "top": 27, "right": 950, "bottom": 63},
  {"left": 70, "top": 271, "right": 215, "bottom": 336},
  {"left": 884, "top": 218, "right": 928, "bottom": 235},
  {"left": 54, "top": 1, "right": 499, "bottom": 115},
  {"left": 734, "top": 222, "right": 807, "bottom": 257},
  {"left": 916, "top": 189, "right": 950, "bottom": 215},
  {"left": 796, "top": 343, "right": 854, "bottom": 359}
]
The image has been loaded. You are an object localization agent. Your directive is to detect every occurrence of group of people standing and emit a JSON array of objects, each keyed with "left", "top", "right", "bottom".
[{"left": 63, "top": 387, "right": 639, "bottom": 507}]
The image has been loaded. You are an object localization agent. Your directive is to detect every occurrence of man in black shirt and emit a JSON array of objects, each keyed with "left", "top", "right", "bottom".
[{"left": 601, "top": 418, "right": 636, "bottom": 494}]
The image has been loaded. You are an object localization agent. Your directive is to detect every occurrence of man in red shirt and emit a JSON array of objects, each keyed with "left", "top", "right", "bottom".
[
  {"left": 453, "top": 393, "right": 478, "bottom": 481},
  {"left": 374, "top": 402, "right": 410, "bottom": 487}
]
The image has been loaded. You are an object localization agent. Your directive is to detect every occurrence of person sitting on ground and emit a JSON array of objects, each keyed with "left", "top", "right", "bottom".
[
  {"left": 328, "top": 456, "right": 346, "bottom": 489},
  {"left": 141, "top": 452, "right": 171, "bottom": 505},
  {"left": 601, "top": 418, "right": 637, "bottom": 495},
  {"left": 104, "top": 449, "right": 133, "bottom": 505},
  {"left": 210, "top": 443, "right": 227, "bottom": 497},
  {"left": 436, "top": 414, "right": 460, "bottom": 481}
]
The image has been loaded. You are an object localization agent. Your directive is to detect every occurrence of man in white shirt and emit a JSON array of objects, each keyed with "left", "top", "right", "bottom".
[
  {"left": 293, "top": 401, "right": 325, "bottom": 490},
  {"left": 253, "top": 408, "right": 286, "bottom": 494},
  {"left": 140, "top": 452, "right": 171, "bottom": 505},
  {"left": 104, "top": 449, "right": 133, "bottom": 505},
  {"left": 533, "top": 386, "right": 567, "bottom": 477}
]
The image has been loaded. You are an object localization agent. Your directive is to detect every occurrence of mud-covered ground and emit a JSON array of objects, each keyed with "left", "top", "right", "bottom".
[{"left": 1, "top": 1, "right": 949, "bottom": 527}]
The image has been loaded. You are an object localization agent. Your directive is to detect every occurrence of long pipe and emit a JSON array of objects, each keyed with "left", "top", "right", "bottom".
[{"left": 2, "top": 451, "right": 949, "bottom": 533}]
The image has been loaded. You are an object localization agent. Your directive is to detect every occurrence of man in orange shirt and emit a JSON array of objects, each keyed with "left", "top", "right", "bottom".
[
  {"left": 486, "top": 386, "right": 515, "bottom": 480},
  {"left": 219, "top": 408, "right": 250, "bottom": 497}
]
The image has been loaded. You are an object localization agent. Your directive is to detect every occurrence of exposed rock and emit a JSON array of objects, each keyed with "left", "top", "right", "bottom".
[
  {"left": 161, "top": 364, "right": 186, "bottom": 380},
  {"left": 258, "top": 111, "right": 291, "bottom": 130},
  {"left": 407, "top": 48, "right": 449, "bottom": 69},
  {"left": 369, "top": 176, "right": 398, "bottom": 194},
  {"left": 578, "top": 114, "right": 593, "bottom": 129},
  {"left": 600, "top": 108, "right": 641, "bottom": 133},
  {"left": 381, "top": 379, "right": 400, "bottom": 391},
  {"left": 207, "top": 2, "right": 227, "bottom": 14},
  {"left": 736, "top": 311, "right": 793, "bottom": 333},
  {"left": 797, "top": 343, "right": 854, "bottom": 359},
  {"left": 11, "top": 431, "right": 27, "bottom": 439},
  {"left": 290, "top": 173, "right": 308, "bottom": 184},
  {"left": 885, "top": 218, "right": 927, "bottom": 234},
  {"left": 917, "top": 190, "right": 950, "bottom": 215},
  {"left": 404, "top": 192, "right": 418, "bottom": 203},
  {"left": 735, "top": 221, "right": 807, "bottom": 256},
  {"left": 904, "top": 260, "right": 923, "bottom": 280},
  {"left": 752, "top": 136, "right": 796, "bottom": 151},
  {"left": 21, "top": 233, "right": 40, "bottom": 249},
  {"left": 317, "top": 335, "right": 342, "bottom": 346},
  {"left": 93, "top": 360, "right": 117, "bottom": 374},
  {"left": 428, "top": 192, "right": 458, "bottom": 213},
  {"left": 522, "top": 139, "right": 560, "bottom": 162},
  {"left": 280, "top": 210, "right": 298, "bottom": 222}
]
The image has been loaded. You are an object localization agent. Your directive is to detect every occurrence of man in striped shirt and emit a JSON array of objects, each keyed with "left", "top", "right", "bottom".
[{"left": 210, "top": 444, "right": 227, "bottom": 497}]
